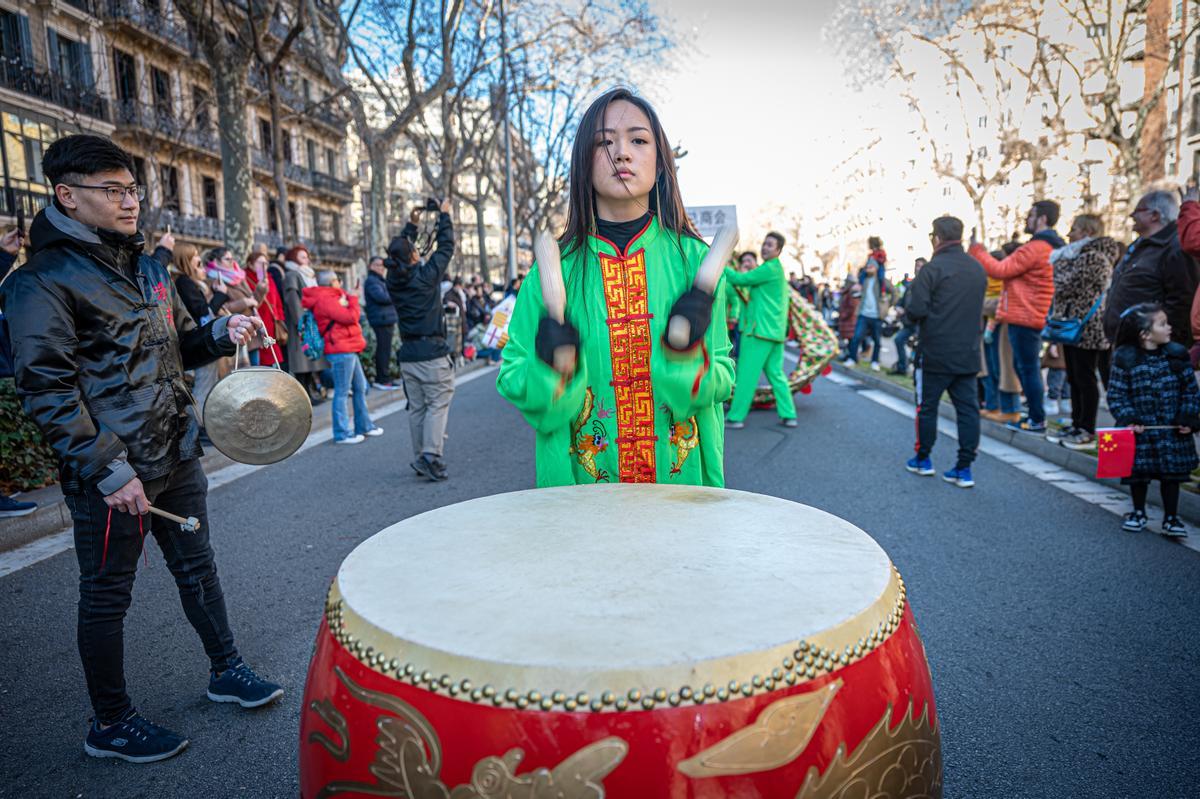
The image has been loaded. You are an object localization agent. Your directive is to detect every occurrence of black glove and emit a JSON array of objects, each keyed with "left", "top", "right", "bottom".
[
  {"left": 535, "top": 317, "right": 580, "bottom": 368},
  {"left": 663, "top": 286, "right": 714, "bottom": 351}
]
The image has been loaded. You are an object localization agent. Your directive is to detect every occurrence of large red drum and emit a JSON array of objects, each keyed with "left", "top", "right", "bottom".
[{"left": 300, "top": 485, "right": 941, "bottom": 798}]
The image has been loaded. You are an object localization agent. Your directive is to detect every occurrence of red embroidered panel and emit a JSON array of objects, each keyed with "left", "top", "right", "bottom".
[{"left": 599, "top": 249, "right": 656, "bottom": 482}]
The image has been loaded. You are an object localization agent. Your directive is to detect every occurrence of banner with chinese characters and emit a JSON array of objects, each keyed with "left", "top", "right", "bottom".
[{"left": 685, "top": 205, "right": 737, "bottom": 239}]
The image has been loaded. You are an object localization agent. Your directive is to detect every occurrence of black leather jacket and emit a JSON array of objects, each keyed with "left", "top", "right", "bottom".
[
  {"left": 0, "top": 205, "right": 234, "bottom": 494},
  {"left": 386, "top": 212, "right": 455, "bottom": 362}
]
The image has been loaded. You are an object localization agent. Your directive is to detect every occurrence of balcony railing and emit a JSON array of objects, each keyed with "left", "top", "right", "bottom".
[
  {"left": 63, "top": 0, "right": 96, "bottom": 14},
  {"left": 155, "top": 209, "right": 223, "bottom": 240},
  {"left": 248, "top": 68, "right": 349, "bottom": 131},
  {"left": 102, "top": 0, "right": 194, "bottom": 52},
  {"left": 0, "top": 58, "right": 110, "bottom": 121},
  {"left": 255, "top": 229, "right": 286, "bottom": 250},
  {"left": 115, "top": 101, "right": 221, "bottom": 154},
  {"left": 299, "top": 236, "right": 357, "bottom": 262},
  {"left": 2, "top": 187, "right": 53, "bottom": 220},
  {"left": 311, "top": 171, "right": 354, "bottom": 198}
]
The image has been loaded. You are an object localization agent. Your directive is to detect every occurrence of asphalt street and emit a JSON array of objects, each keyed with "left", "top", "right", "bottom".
[{"left": 1, "top": 364, "right": 1197, "bottom": 798}]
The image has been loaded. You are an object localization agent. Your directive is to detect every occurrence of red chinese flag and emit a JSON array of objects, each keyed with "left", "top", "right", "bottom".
[{"left": 1095, "top": 428, "right": 1136, "bottom": 479}]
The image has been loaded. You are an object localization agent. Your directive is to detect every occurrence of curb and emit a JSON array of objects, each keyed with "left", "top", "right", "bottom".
[
  {"left": 831, "top": 362, "right": 1200, "bottom": 525},
  {"left": 0, "top": 359, "right": 491, "bottom": 554}
]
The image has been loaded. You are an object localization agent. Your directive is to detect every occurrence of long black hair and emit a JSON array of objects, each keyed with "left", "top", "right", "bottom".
[
  {"left": 559, "top": 87, "right": 699, "bottom": 257},
  {"left": 1115, "top": 302, "right": 1165, "bottom": 350}
]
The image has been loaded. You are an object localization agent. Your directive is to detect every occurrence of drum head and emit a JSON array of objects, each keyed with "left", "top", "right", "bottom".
[
  {"left": 334, "top": 485, "right": 898, "bottom": 698},
  {"left": 204, "top": 367, "right": 312, "bottom": 464}
]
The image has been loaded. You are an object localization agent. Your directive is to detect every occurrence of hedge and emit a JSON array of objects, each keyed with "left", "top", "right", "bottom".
[{"left": 0, "top": 378, "right": 58, "bottom": 493}]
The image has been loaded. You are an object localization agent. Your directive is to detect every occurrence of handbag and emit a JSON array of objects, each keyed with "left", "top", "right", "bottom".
[{"left": 1041, "top": 293, "right": 1103, "bottom": 345}]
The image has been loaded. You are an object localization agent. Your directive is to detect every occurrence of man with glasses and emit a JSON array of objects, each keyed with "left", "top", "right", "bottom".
[
  {"left": 1, "top": 134, "right": 282, "bottom": 763},
  {"left": 1104, "top": 190, "right": 1198, "bottom": 352}
]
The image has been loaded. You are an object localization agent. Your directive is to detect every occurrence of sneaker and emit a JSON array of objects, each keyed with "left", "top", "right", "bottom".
[
  {"left": 411, "top": 454, "right": 447, "bottom": 482},
  {"left": 942, "top": 466, "right": 975, "bottom": 488},
  {"left": 1045, "top": 426, "right": 1073, "bottom": 445},
  {"left": 1121, "top": 510, "right": 1148, "bottom": 533},
  {"left": 725, "top": 420, "right": 745, "bottom": 429},
  {"left": 840, "top": 357, "right": 855, "bottom": 366},
  {"left": 364, "top": 427, "right": 384, "bottom": 437},
  {"left": 870, "top": 362, "right": 881, "bottom": 372},
  {"left": 0, "top": 494, "right": 38, "bottom": 518},
  {"left": 335, "top": 434, "right": 365, "bottom": 445},
  {"left": 1062, "top": 431, "right": 1096, "bottom": 451},
  {"left": 905, "top": 456, "right": 935, "bottom": 476},
  {"left": 780, "top": 418, "right": 798, "bottom": 428},
  {"left": 1045, "top": 399, "right": 1060, "bottom": 416},
  {"left": 1161, "top": 516, "right": 1188, "bottom": 538},
  {"left": 84, "top": 708, "right": 188, "bottom": 763},
  {"left": 207, "top": 657, "right": 284, "bottom": 708},
  {"left": 1006, "top": 417, "right": 1046, "bottom": 434},
  {"left": 888, "top": 366, "right": 907, "bottom": 376}
]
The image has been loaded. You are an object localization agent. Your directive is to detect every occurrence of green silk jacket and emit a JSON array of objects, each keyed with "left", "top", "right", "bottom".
[
  {"left": 725, "top": 257, "right": 789, "bottom": 342},
  {"left": 498, "top": 217, "right": 734, "bottom": 487}
]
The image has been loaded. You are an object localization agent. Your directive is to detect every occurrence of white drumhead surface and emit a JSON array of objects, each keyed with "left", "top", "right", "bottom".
[{"left": 338, "top": 485, "right": 892, "bottom": 671}]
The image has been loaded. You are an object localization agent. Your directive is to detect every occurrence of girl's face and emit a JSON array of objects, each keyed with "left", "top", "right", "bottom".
[
  {"left": 1144, "top": 311, "right": 1172, "bottom": 346},
  {"left": 190, "top": 253, "right": 201, "bottom": 273},
  {"left": 591, "top": 99, "right": 657, "bottom": 211}
]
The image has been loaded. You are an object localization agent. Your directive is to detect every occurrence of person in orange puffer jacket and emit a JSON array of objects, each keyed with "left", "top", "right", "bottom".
[
  {"left": 302, "top": 271, "right": 382, "bottom": 444},
  {"left": 968, "top": 200, "right": 1065, "bottom": 433}
]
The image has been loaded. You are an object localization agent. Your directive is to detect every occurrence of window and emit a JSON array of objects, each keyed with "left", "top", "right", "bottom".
[
  {"left": 259, "top": 119, "right": 273, "bottom": 153},
  {"left": 1086, "top": 23, "right": 1107, "bottom": 37},
  {"left": 267, "top": 197, "right": 280, "bottom": 232},
  {"left": 132, "top": 156, "right": 147, "bottom": 189},
  {"left": 202, "top": 176, "right": 218, "bottom": 219},
  {"left": 307, "top": 139, "right": 317, "bottom": 170},
  {"left": 331, "top": 211, "right": 341, "bottom": 243},
  {"left": 193, "top": 86, "right": 210, "bottom": 128},
  {"left": 113, "top": 49, "right": 137, "bottom": 105},
  {"left": 1193, "top": 42, "right": 1200, "bottom": 78},
  {"left": 2, "top": 111, "right": 59, "bottom": 218},
  {"left": 0, "top": 10, "right": 34, "bottom": 66},
  {"left": 1193, "top": 150, "right": 1200, "bottom": 183},
  {"left": 325, "top": 147, "right": 336, "bottom": 176},
  {"left": 288, "top": 201, "right": 297, "bottom": 236},
  {"left": 302, "top": 78, "right": 312, "bottom": 102},
  {"left": 1192, "top": 94, "right": 1200, "bottom": 136},
  {"left": 282, "top": 129, "right": 293, "bottom": 163},
  {"left": 47, "top": 29, "right": 94, "bottom": 88},
  {"left": 151, "top": 67, "right": 172, "bottom": 118},
  {"left": 310, "top": 207, "right": 322, "bottom": 240},
  {"left": 159, "top": 164, "right": 180, "bottom": 212}
]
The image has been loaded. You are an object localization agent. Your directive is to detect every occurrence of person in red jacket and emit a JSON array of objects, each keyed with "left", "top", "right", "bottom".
[
  {"left": 968, "top": 200, "right": 1064, "bottom": 434},
  {"left": 302, "top": 271, "right": 382, "bottom": 444}
]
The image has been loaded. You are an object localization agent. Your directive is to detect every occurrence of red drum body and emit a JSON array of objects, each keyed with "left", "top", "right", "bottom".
[{"left": 300, "top": 486, "right": 941, "bottom": 798}]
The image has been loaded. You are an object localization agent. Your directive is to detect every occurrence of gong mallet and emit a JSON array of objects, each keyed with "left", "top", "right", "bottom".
[
  {"left": 147, "top": 504, "right": 202, "bottom": 534},
  {"left": 666, "top": 222, "right": 740, "bottom": 350},
  {"left": 533, "top": 230, "right": 576, "bottom": 380}
]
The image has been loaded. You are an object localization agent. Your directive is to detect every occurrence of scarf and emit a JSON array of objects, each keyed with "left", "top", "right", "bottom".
[
  {"left": 1050, "top": 236, "right": 1093, "bottom": 265},
  {"left": 207, "top": 259, "right": 246, "bottom": 286},
  {"left": 285, "top": 259, "right": 317, "bottom": 288}
]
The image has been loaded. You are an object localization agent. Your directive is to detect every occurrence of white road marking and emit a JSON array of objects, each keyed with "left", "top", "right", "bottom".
[
  {"left": 0, "top": 365, "right": 500, "bottom": 578},
  {"left": 854, "top": 387, "right": 1200, "bottom": 553}
]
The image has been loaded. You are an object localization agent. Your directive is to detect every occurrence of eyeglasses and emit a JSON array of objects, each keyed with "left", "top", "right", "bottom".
[{"left": 67, "top": 184, "right": 146, "bottom": 203}]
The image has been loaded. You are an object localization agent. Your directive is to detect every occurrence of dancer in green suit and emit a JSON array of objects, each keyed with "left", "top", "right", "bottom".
[
  {"left": 724, "top": 231, "right": 797, "bottom": 428},
  {"left": 498, "top": 88, "right": 734, "bottom": 487}
]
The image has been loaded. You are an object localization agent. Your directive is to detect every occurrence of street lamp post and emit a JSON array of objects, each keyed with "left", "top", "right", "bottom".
[{"left": 499, "top": 0, "right": 517, "bottom": 283}]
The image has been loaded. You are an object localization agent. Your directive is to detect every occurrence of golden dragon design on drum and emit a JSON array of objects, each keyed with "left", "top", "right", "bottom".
[{"left": 309, "top": 666, "right": 628, "bottom": 799}]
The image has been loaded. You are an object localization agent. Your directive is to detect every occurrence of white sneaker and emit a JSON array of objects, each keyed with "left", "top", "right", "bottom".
[
  {"left": 1045, "top": 399, "right": 1060, "bottom": 415},
  {"left": 335, "top": 435, "right": 365, "bottom": 445},
  {"left": 870, "top": 362, "right": 881, "bottom": 372},
  {"left": 841, "top": 358, "right": 855, "bottom": 366},
  {"left": 365, "top": 427, "right": 384, "bottom": 437}
]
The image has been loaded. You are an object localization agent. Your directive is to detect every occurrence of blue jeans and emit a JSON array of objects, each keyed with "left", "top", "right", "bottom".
[
  {"left": 327, "top": 353, "right": 374, "bottom": 440},
  {"left": 1046, "top": 367, "right": 1069, "bottom": 400},
  {"left": 848, "top": 316, "right": 883, "bottom": 363},
  {"left": 893, "top": 326, "right": 914, "bottom": 370},
  {"left": 1007, "top": 324, "right": 1044, "bottom": 423},
  {"left": 982, "top": 333, "right": 1020, "bottom": 413}
]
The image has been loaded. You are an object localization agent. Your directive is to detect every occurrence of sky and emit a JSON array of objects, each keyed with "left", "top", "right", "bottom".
[{"left": 645, "top": 0, "right": 876, "bottom": 259}]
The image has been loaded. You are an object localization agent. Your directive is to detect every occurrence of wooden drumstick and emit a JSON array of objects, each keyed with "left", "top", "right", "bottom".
[
  {"left": 533, "top": 230, "right": 576, "bottom": 378},
  {"left": 147, "top": 504, "right": 202, "bottom": 533},
  {"left": 667, "top": 222, "right": 739, "bottom": 349}
]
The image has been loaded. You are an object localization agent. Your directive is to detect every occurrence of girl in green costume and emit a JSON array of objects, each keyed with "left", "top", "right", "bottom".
[{"left": 498, "top": 88, "right": 734, "bottom": 487}]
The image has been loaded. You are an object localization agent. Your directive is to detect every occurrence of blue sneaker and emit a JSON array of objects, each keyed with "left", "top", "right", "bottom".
[
  {"left": 84, "top": 708, "right": 189, "bottom": 763},
  {"left": 942, "top": 467, "right": 975, "bottom": 488},
  {"left": 905, "top": 456, "right": 934, "bottom": 476},
  {"left": 207, "top": 657, "right": 284, "bottom": 708},
  {"left": 0, "top": 493, "right": 37, "bottom": 517},
  {"left": 1006, "top": 417, "right": 1046, "bottom": 434}
]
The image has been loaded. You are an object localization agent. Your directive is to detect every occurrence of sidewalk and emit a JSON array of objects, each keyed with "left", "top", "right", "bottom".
[
  {"left": 832, "top": 358, "right": 1200, "bottom": 526},
  {"left": 0, "top": 360, "right": 492, "bottom": 554}
]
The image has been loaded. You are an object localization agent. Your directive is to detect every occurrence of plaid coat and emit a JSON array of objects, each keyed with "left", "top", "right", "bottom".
[{"left": 1107, "top": 343, "right": 1200, "bottom": 478}]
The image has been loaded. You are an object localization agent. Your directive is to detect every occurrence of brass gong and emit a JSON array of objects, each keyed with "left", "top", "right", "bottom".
[{"left": 204, "top": 363, "right": 312, "bottom": 465}]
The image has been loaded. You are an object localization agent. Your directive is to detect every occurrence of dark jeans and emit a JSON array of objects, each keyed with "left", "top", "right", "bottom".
[
  {"left": 915, "top": 369, "right": 980, "bottom": 468},
  {"left": 1007, "top": 324, "right": 1045, "bottom": 423},
  {"left": 1063, "top": 345, "right": 1102, "bottom": 433},
  {"left": 68, "top": 458, "right": 237, "bottom": 723},
  {"left": 848, "top": 316, "right": 883, "bottom": 363},
  {"left": 371, "top": 324, "right": 395, "bottom": 384},
  {"left": 893, "top": 326, "right": 915, "bottom": 370}
]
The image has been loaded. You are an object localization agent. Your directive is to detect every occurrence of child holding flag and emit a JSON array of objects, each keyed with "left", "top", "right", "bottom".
[{"left": 1105, "top": 302, "right": 1200, "bottom": 537}]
